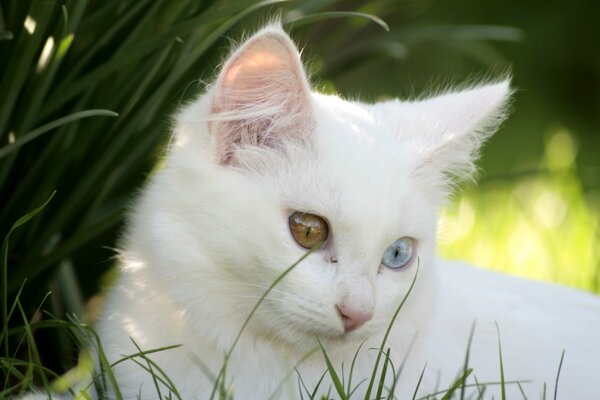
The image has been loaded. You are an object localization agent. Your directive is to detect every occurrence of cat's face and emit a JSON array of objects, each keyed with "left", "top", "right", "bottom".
[{"left": 137, "top": 25, "right": 510, "bottom": 353}]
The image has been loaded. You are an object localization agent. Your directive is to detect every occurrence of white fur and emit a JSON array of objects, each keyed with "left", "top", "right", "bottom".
[{"left": 87, "top": 25, "right": 600, "bottom": 399}]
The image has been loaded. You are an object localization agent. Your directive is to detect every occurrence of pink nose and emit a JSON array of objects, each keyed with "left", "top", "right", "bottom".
[{"left": 336, "top": 304, "right": 373, "bottom": 332}]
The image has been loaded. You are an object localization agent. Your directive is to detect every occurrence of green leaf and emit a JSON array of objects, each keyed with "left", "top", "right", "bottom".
[
  {"left": 347, "top": 340, "right": 365, "bottom": 396},
  {"left": 375, "top": 347, "right": 391, "bottom": 400},
  {"left": 542, "top": 382, "right": 547, "bottom": 400},
  {"left": 390, "top": 25, "right": 523, "bottom": 44},
  {"left": 0, "top": 0, "right": 57, "bottom": 137},
  {"left": 267, "top": 347, "right": 318, "bottom": 400},
  {"left": 474, "top": 375, "right": 485, "bottom": 400},
  {"left": 309, "top": 370, "right": 328, "bottom": 400},
  {"left": 441, "top": 368, "right": 473, "bottom": 400},
  {"left": 12, "top": 2, "right": 79, "bottom": 141},
  {"left": 58, "top": 0, "right": 156, "bottom": 85},
  {"left": 317, "top": 338, "right": 348, "bottom": 400},
  {"left": 495, "top": 322, "right": 506, "bottom": 400},
  {"left": 0, "top": 31, "right": 13, "bottom": 41},
  {"left": 410, "top": 363, "right": 427, "bottom": 400},
  {"left": 1, "top": 191, "right": 55, "bottom": 357},
  {"left": 45, "top": 0, "right": 289, "bottom": 117},
  {"left": 516, "top": 381, "right": 527, "bottom": 399},
  {"left": 365, "top": 261, "right": 419, "bottom": 400},
  {"left": 210, "top": 244, "right": 320, "bottom": 400},
  {"left": 460, "top": 321, "right": 477, "bottom": 400},
  {"left": 76, "top": 320, "right": 122, "bottom": 399},
  {"left": 8, "top": 205, "right": 124, "bottom": 293},
  {"left": 0, "top": 110, "right": 118, "bottom": 159},
  {"left": 129, "top": 338, "right": 183, "bottom": 400},
  {"left": 18, "top": 294, "right": 54, "bottom": 390},
  {"left": 286, "top": 11, "right": 389, "bottom": 32},
  {"left": 553, "top": 350, "right": 565, "bottom": 400}
]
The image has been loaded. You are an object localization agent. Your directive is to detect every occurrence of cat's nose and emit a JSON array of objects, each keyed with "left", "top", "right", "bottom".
[{"left": 336, "top": 304, "right": 373, "bottom": 332}]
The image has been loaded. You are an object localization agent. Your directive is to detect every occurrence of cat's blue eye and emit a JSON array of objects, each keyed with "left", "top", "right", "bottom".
[{"left": 382, "top": 237, "right": 415, "bottom": 270}]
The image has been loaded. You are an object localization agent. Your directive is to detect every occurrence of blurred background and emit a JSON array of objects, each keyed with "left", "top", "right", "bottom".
[{"left": 1, "top": 0, "right": 598, "bottom": 387}]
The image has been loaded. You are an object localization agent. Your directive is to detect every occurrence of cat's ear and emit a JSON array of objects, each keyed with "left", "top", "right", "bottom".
[
  {"left": 409, "top": 81, "right": 512, "bottom": 196},
  {"left": 209, "top": 26, "right": 313, "bottom": 164}
]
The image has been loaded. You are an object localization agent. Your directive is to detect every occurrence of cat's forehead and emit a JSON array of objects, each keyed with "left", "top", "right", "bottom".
[
  {"left": 313, "top": 94, "right": 398, "bottom": 142},
  {"left": 272, "top": 94, "right": 425, "bottom": 230},
  {"left": 311, "top": 93, "right": 418, "bottom": 186}
]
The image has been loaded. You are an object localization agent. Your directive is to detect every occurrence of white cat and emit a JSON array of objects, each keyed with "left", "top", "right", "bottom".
[{"left": 27, "top": 24, "right": 600, "bottom": 399}]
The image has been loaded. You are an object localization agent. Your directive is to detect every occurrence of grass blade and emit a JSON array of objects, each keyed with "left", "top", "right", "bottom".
[
  {"left": 460, "top": 321, "right": 476, "bottom": 400},
  {"left": 347, "top": 340, "right": 365, "bottom": 396},
  {"left": 542, "top": 382, "right": 547, "bottom": 400},
  {"left": 410, "top": 363, "right": 427, "bottom": 400},
  {"left": 209, "top": 244, "right": 320, "bottom": 400},
  {"left": 286, "top": 11, "right": 389, "bottom": 32},
  {"left": 0, "top": 0, "right": 57, "bottom": 137},
  {"left": 317, "top": 338, "right": 348, "bottom": 400},
  {"left": 0, "top": 110, "right": 118, "bottom": 159},
  {"left": 364, "top": 260, "right": 419, "bottom": 400},
  {"left": 8, "top": 205, "right": 124, "bottom": 293},
  {"left": 45, "top": 0, "right": 288, "bottom": 116},
  {"left": 553, "top": 350, "right": 565, "bottom": 400},
  {"left": 1, "top": 192, "right": 55, "bottom": 358},
  {"left": 440, "top": 368, "right": 473, "bottom": 400},
  {"left": 82, "top": 324, "right": 122, "bottom": 399},
  {"left": 268, "top": 347, "right": 318, "bottom": 400},
  {"left": 309, "top": 370, "right": 328, "bottom": 399},
  {"left": 495, "top": 322, "right": 506, "bottom": 400},
  {"left": 387, "top": 332, "right": 418, "bottom": 399},
  {"left": 129, "top": 338, "right": 183, "bottom": 400},
  {"left": 517, "top": 381, "right": 527, "bottom": 399},
  {"left": 375, "top": 347, "right": 391, "bottom": 400},
  {"left": 474, "top": 375, "right": 485, "bottom": 400},
  {"left": 16, "top": 298, "right": 50, "bottom": 392}
]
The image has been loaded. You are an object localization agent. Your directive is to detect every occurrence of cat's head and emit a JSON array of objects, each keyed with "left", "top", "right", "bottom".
[{"left": 133, "top": 25, "right": 511, "bottom": 352}]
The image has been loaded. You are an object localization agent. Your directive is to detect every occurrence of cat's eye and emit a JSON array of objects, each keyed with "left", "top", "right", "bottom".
[
  {"left": 382, "top": 237, "right": 415, "bottom": 270},
  {"left": 289, "top": 212, "right": 329, "bottom": 249}
]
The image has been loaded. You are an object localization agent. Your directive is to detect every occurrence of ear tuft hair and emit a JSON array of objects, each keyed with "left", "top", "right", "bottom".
[{"left": 411, "top": 80, "right": 513, "bottom": 198}]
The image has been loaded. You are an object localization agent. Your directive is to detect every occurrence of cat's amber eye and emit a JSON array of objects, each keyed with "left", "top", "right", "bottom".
[{"left": 289, "top": 212, "right": 329, "bottom": 249}]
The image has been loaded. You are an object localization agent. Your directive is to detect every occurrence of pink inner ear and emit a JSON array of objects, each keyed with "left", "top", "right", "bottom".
[
  {"left": 224, "top": 48, "right": 284, "bottom": 86},
  {"left": 218, "top": 41, "right": 297, "bottom": 113},
  {"left": 209, "top": 31, "right": 312, "bottom": 164}
]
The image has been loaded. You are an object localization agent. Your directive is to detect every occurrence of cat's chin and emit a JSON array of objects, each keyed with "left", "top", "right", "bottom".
[
  {"left": 316, "top": 331, "right": 372, "bottom": 347},
  {"left": 264, "top": 324, "right": 377, "bottom": 356}
]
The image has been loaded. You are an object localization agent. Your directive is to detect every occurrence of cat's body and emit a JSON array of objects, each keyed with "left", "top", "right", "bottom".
[{"left": 25, "top": 24, "right": 600, "bottom": 399}]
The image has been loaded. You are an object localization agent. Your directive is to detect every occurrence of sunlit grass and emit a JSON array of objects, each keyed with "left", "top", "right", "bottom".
[{"left": 439, "top": 128, "right": 600, "bottom": 294}]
